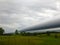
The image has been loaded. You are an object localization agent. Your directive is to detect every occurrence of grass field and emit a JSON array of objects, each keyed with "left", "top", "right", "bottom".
[{"left": 0, "top": 34, "right": 60, "bottom": 45}]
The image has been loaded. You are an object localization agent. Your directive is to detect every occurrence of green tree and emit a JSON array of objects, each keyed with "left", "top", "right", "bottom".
[
  {"left": 0, "top": 27, "right": 4, "bottom": 35},
  {"left": 20, "top": 31, "right": 26, "bottom": 36},
  {"left": 15, "top": 30, "right": 19, "bottom": 35},
  {"left": 46, "top": 31, "right": 50, "bottom": 36}
]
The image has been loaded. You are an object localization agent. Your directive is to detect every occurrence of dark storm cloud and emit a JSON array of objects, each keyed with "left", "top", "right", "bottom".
[{"left": 21, "top": 18, "right": 60, "bottom": 31}]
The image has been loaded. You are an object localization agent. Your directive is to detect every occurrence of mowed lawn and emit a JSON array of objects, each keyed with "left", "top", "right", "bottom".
[{"left": 0, "top": 35, "right": 60, "bottom": 45}]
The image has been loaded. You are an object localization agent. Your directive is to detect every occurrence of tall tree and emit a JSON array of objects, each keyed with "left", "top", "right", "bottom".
[
  {"left": 15, "top": 30, "right": 19, "bottom": 35},
  {"left": 0, "top": 27, "right": 4, "bottom": 35},
  {"left": 46, "top": 31, "right": 50, "bottom": 36}
]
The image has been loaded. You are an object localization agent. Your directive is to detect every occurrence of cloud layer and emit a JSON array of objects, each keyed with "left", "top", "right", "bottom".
[{"left": 0, "top": 0, "right": 60, "bottom": 33}]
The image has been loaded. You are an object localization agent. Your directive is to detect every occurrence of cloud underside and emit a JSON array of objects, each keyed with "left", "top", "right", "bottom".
[{"left": 0, "top": 0, "right": 60, "bottom": 33}]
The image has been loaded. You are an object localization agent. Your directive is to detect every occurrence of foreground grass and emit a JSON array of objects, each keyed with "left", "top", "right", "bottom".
[{"left": 0, "top": 35, "right": 60, "bottom": 45}]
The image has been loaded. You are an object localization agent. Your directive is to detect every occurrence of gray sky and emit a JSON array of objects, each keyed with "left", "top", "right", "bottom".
[{"left": 0, "top": 0, "right": 60, "bottom": 33}]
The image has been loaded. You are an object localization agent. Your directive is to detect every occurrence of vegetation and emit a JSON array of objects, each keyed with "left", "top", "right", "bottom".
[
  {"left": 46, "top": 31, "right": 51, "bottom": 36},
  {"left": 0, "top": 27, "right": 60, "bottom": 45},
  {"left": 15, "top": 30, "right": 19, "bottom": 35},
  {"left": 0, "top": 27, "right": 4, "bottom": 35},
  {"left": 0, "top": 34, "right": 60, "bottom": 45}
]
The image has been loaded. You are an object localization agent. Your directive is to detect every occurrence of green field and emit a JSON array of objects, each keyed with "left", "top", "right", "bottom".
[{"left": 0, "top": 35, "right": 60, "bottom": 45}]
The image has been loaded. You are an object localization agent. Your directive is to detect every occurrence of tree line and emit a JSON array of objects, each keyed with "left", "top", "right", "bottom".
[{"left": 0, "top": 27, "right": 60, "bottom": 38}]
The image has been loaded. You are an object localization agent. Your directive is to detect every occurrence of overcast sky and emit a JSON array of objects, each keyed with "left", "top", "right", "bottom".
[{"left": 0, "top": 0, "right": 60, "bottom": 33}]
